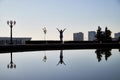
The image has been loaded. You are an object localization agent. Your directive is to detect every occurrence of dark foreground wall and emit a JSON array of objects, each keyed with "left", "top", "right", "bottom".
[
  {"left": 26, "top": 40, "right": 119, "bottom": 44},
  {"left": 0, "top": 43, "right": 120, "bottom": 53}
]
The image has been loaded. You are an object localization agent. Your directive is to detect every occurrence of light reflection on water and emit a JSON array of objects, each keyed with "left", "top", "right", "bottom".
[{"left": 0, "top": 49, "right": 120, "bottom": 80}]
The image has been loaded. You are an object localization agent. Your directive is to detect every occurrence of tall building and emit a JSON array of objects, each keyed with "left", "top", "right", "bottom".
[
  {"left": 88, "top": 31, "right": 96, "bottom": 41},
  {"left": 73, "top": 32, "right": 84, "bottom": 41},
  {"left": 114, "top": 32, "right": 120, "bottom": 40}
]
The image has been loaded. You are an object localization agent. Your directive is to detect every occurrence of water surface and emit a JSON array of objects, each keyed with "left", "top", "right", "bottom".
[{"left": 0, "top": 49, "right": 120, "bottom": 80}]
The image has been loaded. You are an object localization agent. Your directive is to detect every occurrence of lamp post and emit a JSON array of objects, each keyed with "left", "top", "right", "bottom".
[
  {"left": 42, "top": 27, "right": 47, "bottom": 40},
  {"left": 42, "top": 27, "right": 47, "bottom": 43},
  {"left": 7, "top": 20, "right": 16, "bottom": 45}
]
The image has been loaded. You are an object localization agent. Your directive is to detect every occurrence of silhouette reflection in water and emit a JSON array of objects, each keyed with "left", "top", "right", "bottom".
[
  {"left": 57, "top": 50, "right": 66, "bottom": 65},
  {"left": 7, "top": 52, "right": 16, "bottom": 69},
  {"left": 95, "top": 48, "right": 112, "bottom": 62},
  {"left": 42, "top": 51, "right": 47, "bottom": 62}
]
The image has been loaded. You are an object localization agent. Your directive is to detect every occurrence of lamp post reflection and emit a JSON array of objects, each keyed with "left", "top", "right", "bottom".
[
  {"left": 57, "top": 50, "right": 66, "bottom": 65},
  {"left": 7, "top": 52, "right": 16, "bottom": 69},
  {"left": 42, "top": 51, "right": 47, "bottom": 62}
]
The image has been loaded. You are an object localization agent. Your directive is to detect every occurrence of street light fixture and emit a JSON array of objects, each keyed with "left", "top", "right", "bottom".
[
  {"left": 7, "top": 20, "right": 16, "bottom": 45},
  {"left": 42, "top": 27, "right": 47, "bottom": 41}
]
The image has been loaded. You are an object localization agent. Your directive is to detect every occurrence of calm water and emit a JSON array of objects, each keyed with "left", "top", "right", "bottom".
[{"left": 0, "top": 49, "right": 120, "bottom": 80}]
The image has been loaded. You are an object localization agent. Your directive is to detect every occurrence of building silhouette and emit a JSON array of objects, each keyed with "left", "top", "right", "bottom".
[
  {"left": 114, "top": 32, "right": 120, "bottom": 40},
  {"left": 88, "top": 31, "right": 96, "bottom": 41},
  {"left": 0, "top": 37, "right": 31, "bottom": 45},
  {"left": 73, "top": 32, "right": 84, "bottom": 41}
]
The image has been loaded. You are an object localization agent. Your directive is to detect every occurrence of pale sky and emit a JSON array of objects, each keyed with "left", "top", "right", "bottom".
[{"left": 0, "top": 0, "right": 120, "bottom": 40}]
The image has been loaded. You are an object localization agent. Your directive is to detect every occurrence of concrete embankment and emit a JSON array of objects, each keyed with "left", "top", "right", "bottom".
[{"left": 0, "top": 43, "right": 120, "bottom": 53}]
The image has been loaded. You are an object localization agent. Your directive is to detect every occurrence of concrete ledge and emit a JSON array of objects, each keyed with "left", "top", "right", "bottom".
[{"left": 0, "top": 43, "right": 120, "bottom": 53}]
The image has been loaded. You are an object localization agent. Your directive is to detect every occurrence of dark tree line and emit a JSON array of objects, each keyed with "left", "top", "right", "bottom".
[{"left": 96, "top": 26, "right": 112, "bottom": 42}]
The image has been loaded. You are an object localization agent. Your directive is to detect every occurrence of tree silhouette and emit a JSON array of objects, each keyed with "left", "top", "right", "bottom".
[
  {"left": 96, "top": 26, "right": 102, "bottom": 42},
  {"left": 96, "top": 26, "right": 112, "bottom": 42},
  {"left": 104, "top": 27, "right": 112, "bottom": 42},
  {"left": 118, "top": 37, "right": 120, "bottom": 42}
]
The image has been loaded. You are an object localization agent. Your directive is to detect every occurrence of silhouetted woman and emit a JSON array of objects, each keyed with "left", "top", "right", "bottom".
[{"left": 57, "top": 28, "right": 66, "bottom": 42}]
